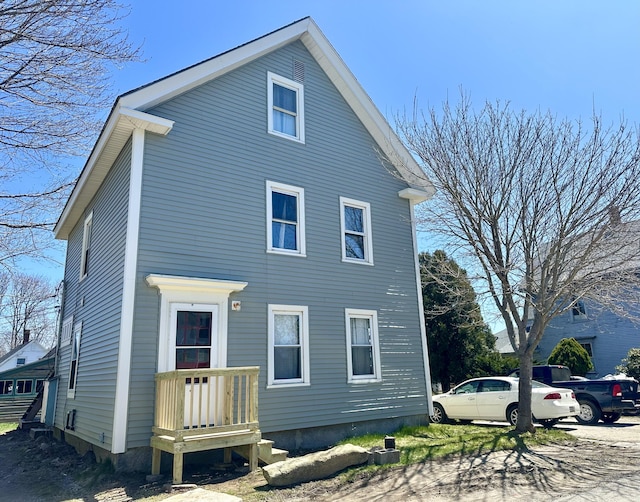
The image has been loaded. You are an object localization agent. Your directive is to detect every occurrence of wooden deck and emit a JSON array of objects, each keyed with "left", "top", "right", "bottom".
[{"left": 150, "top": 366, "right": 260, "bottom": 484}]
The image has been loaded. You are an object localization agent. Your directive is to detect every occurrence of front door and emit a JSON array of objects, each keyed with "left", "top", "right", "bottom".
[{"left": 170, "top": 303, "right": 220, "bottom": 426}]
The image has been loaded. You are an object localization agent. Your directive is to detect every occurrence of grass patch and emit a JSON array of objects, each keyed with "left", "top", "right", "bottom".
[
  {"left": 0, "top": 423, "right": 17, "bottom": 435},
  {"left": 339, "top": 423, "right": 574, "bottom": 465}
]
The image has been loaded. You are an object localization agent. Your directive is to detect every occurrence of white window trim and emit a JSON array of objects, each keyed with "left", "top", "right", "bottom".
[
  {"left": 345, "top": 308, "right": 382, "bottom": 384},
  {"left": 267, "top": 304, "right": 310, "bottom": 388},
  {"left": 61, "top": 315, "right": 74, "bottom": 347},
  {"left": 340, "top": 197, "right": 374, "bottom": 265},
  {"left": 79, "top": 211, "right": 93, "bottom": 281},
  {"left": 67, "top": 321, "right": 83, "bottom": 399},
  {"left": 266, "top": 181, "right": 306, "bottom": 256},
  {"left": 267, "top": 71, "right": 305, "bottom": 143}
]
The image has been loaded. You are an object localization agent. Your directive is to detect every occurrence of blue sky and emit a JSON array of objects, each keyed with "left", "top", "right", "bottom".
[{"left": 39, "top": 1, "right": 640, "bottom": 292}]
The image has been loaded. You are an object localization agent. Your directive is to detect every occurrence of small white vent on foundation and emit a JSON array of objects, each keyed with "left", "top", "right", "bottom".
[{"left": 293, "top": 59, "right": 305, "bottom": 83}]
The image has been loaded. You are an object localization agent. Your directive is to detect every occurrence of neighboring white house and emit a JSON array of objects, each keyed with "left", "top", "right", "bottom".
[{"left": 0, "top": 340, "right": 48, "bottom": 373}]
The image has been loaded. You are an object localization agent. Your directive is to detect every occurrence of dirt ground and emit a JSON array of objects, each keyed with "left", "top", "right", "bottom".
[{"left": 2, "top": 420, "right": 640, "bottom": 502}]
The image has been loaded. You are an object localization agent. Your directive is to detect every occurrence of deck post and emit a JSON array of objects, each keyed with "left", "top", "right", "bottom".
[
  {"left": 151, "top": 447, "right": 161, "bottom": 475},
  {"left": 173, "top": 450, "right": 184, "bottom": 484}
]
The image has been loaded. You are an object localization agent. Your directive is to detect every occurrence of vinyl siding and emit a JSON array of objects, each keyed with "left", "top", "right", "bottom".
[
  {"left": 538, "top": 298, "right": 640, "bottom": 376},
  {"left": 127, "top": 40, "right": 427, "bottom": 442},
  {"left": 55, "top": 141, "right": 131, "bottom": 449}
]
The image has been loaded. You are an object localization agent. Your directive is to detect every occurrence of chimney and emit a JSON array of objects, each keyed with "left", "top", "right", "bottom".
[
  {"left": 23, "top": 329, "right": 30, "bottom": 344},
  {"left": 609, "top": 206, "right": 621, "bottom": 225}
]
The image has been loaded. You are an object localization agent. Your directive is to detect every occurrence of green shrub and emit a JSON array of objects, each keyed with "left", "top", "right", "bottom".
[
  {"left": 547, "top": 338, "right": 593, "bottom": 376},
  {"left": 616, "top": 348, "right": 640, "bottom": 380}
]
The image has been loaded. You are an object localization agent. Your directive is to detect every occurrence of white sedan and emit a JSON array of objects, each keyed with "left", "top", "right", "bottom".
[{"left": 429, "top": 376, "right": 579, "bottom": 428}]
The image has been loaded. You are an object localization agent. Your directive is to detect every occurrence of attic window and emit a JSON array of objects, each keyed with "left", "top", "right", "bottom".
[{"left": 267, "top": 72, "right": 305, "bottom": 143}]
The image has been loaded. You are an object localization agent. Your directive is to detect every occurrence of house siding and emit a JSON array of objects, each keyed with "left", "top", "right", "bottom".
[
  {"left": 538, "top": 299, "right": 640, "bottom": 377},
  {"left": 126, "top": 40, "right": 427, "bottom": 446},
  {"left": 55, "top": 141, "right": 132, "bottom": 450}
]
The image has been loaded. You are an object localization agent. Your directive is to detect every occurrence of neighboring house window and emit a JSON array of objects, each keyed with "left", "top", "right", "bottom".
[
  {"left": 572, "top": 299, "right": 587, "bottom": 321},
  {"left": 61, "top": 316, "right": 74, "bottom": 346},
  {"left": 79, "top": 211, "right": 93, "bottom": 280},
  {"left": 0, "top": 381, "right": 12, "bottom": 395},
  {"left": 175, "top": 310, "right": 212, "bottom": 369},
  {"left": 267, "top": 305, "right": 309, "bottom": 387},
  {"left": 340, "top": 197, "right": 373, "bottom": 265},
  {"left": 16, "top": 357, "right": 26, "bottom": 366},
  {"left": 267, "top": 181, "right": 306, "bottom": 256},
  {"left": 267, "top": 72, "right": 304, "bottom": 143},
  {"left": 579, "top": 342, "right": 593, "bottom": 358},
  {"left": 67, "top": 321, "right": 83, "bottom": 398},
  {"left": 345, "top": 309, "right": 382, "bottom": 383},
  {"left": 15, "top": 380, "right": 33, "bottom": 394}
]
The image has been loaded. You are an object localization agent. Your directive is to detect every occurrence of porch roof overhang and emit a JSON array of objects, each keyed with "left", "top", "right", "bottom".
[{"left": 145, "top": 274, "right": 248, "bottom": 295}]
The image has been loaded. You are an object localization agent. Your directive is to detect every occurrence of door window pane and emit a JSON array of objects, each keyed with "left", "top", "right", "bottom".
[{"left": 176, "top": 311, "right": 212, "bottom": 369}]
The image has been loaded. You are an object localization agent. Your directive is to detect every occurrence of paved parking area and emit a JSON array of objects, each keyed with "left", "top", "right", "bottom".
[{"left": 556, "top": 414, "right": 640, "bottom": 444}]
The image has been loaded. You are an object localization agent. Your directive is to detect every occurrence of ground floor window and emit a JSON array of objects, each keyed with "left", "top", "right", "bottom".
[
  {"left": 268, "top": 305, "right": 309, "bottom": 387},
  {"left": 345, "top": 308, "right": 382, "bottom": 383}
]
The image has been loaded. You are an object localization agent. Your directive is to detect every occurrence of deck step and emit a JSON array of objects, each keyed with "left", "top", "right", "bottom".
[{"left": 235, "top": 439, "right": 288, "bottom": 465}]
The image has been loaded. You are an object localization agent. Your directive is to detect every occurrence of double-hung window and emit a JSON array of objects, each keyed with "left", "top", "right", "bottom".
[
  {"left": 268, "top": 305, "right": 309, "bottom": 387},
  {"left": 267, "top": 72, "right": 304, "bottom": 143},
  {"left": 67, "top": 321, "right": 83, "bottom": 398},
  {"left": 267, "top": 181, "right": 306, "bottom": 256},
  {"left": 340, "top": 197, "right": 373, "bottom": 264},
  {"left": 79, "top": 211, "right": 93, "bottom": 280},
  {"left": 345, "top": 309, "right": 381, "bottom": 383}
]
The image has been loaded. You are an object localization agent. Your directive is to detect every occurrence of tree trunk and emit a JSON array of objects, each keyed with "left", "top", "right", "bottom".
[{"left": 516, "top": 352, "right": 535, "bottom": 433}]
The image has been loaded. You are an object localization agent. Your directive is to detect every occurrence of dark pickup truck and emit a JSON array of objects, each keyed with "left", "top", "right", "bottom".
[{"left": 510, "top": 365, "right": 639, "bottom": 425}]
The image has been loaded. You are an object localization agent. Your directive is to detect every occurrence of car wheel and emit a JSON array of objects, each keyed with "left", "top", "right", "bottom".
[
  {"left": 507, "top": 404, "right": 518, "bottom": 426},
  {"left": 539, "top": 419, "right": 559, "bottom": 429},
  {"left": 430, "top": 403, "right": 448, "bottom": 424},
  {"left": 576, "top": 400, "right": 601, "bottom": 425},
  {"left": 601, "top": 412, "right": 621, "bottom": 424}
]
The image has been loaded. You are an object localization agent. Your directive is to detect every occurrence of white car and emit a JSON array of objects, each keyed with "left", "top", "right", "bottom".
[{"left": 430, "top": 376, "right": 580, "bottom": 427}]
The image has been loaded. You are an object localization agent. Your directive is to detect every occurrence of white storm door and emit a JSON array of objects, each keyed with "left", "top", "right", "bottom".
[{"left": 170, "top": 303, "right": 220, "bottom": 427}]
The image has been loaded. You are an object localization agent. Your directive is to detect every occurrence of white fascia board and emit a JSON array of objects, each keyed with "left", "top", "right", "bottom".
[
  {"left": 54, "top": 107, "right": 174, "bottom": 240},
  {"left": 301, "top": 21, "right": 434, "bottom": 193},
  {"left": 398, "top": 187, "right": 435, "bottom": 204},
  {"left": 120, "top": 19, "right": 312, "bottom": 111}
]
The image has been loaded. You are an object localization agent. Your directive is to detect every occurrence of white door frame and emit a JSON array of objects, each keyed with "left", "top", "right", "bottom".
[{"left": 146, "top": 274, "right": 248, "bottom": 373}]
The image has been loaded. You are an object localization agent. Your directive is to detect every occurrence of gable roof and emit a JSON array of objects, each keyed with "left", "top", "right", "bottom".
[
  {"left": 0, "top": 340, "right": 48, "bottom": 367},
  {"left": 54, "top": 17, "right": 434, "bottom": 240}
]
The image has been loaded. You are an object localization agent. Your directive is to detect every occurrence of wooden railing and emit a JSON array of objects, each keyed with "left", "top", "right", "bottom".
[{"left": 153, "top": 366, "right": 259, "bottom": 441}]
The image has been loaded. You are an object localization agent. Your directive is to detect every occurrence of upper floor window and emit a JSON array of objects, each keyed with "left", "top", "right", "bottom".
[
  {"left": 267, "top": 181, "right": 306, "bottom": 256},
  {"left": 79, "top": 211, "right": 93, "bottom": 280},
  {"left": 571, "top": 299, "right": 587, "bottom": 321},
  {"left": 340, "top": 197, "right": 373, "bottom": 265},
  {"left": 345, "top": 309, "right": 382, "bottom": 383},
  {"left": 267, "top": 305, "right": 310, "bottom": 387},
  {"left": 16, "top": 357, "right": 26, "bottom": 366},
  {"left": 267, "top": 72, "right": 305, "bottom": 143}
]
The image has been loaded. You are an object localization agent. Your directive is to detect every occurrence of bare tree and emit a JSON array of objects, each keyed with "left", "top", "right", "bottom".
[
  {"left": 397, "top": 96, "right": 640, "bottom": 432},
  {"left": 0, "top": 0, "right": 139, "bottom": 269},
  {"left": 0, "top": 272, "right": 59, "bottom": 354}
]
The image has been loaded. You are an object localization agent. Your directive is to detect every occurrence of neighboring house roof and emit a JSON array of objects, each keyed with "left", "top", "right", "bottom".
[
  {"left": 0, "top": 350, "right": 55, "bottom": 380},
  {"left": 493, "top": 328, "right": 515, "bottom": 355},
  {"left": 54, "top": 16, "right": 434, "bottom": 240},
  {"left": 0, "top": 341, "right": 48, "bottom": 370}
]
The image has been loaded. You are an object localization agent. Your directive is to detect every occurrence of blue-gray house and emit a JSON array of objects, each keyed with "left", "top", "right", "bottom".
[
  {"left": 536, "top": 298, "right": 640, "bottom": 377},
  {"left": 48, "top": 18, "right": 435, "bottom": 480}
]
